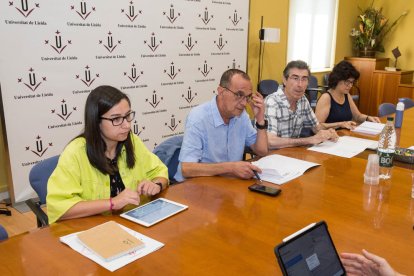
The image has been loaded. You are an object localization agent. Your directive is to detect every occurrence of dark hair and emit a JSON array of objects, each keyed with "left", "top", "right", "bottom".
[
  {"left": 219, "top": 69, "right": 250, "bottom": 88},
  {"left": 328, "top": 61, "right": 360, "bottom": 89},
  {"left": 81, "top": 85, "right": 135, "bottom": 174},
  {"left": 283, "top": 60, "right": 311, "bottom": 79}
]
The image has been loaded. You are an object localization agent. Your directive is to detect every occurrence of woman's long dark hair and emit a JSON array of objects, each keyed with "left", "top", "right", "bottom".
[{"left": 80, "top": 85, "right": 135, "bottom": 174}]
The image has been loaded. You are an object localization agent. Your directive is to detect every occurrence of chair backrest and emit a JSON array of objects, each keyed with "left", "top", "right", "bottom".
[
  {"left": 305, "top": 75, "right": 321, "bottom": 109},
  {"left": 29, "top": 155, "right": 60, "bottom": 204},
  {"left": 378, "top": 103, "right": 396, "bottom": 117},
  {"left": 0, "top": 224, "right": 8, "bottom": 241},
  {"left": 153, "top": 135, "right": 183, "bottom": 184},
  {"left": 398, "top": 97, "right": 414, "bottom": 109},
  {"left": 258, "top": 79, "right": 279, "bottom": 98}
]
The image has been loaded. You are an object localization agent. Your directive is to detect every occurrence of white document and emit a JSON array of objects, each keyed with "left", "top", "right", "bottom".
[
  {"left": 352, "top": 121, "right": 385, "bottom": 135},
  {"left": 252, "top": 154, "right": 320, "bottom": 185},
  {"left": 60, "top": 222, "right": 164, "bottom": 272},
  {"left": 308, "top": 136, "right": 377, "bottom": 158}
]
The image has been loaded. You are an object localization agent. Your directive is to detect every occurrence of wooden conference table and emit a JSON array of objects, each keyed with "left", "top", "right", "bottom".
[{"left": 1, "top": 109, "right": 413, "bottom": 275}]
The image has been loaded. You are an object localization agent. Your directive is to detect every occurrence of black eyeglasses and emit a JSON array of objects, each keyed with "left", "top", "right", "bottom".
[
  {"left": 343, "top": 79, "right": 355, "bottom": 87},
  {"left": 223, "top": 87, "right": 253, "bottom": 102},
  {"left": 101, "top": 111, "right": 135, "bottom": 126}
]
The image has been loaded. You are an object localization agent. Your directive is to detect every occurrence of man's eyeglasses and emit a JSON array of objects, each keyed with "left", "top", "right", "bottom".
[
  {"left": 101, "top": 111, "right": 135, "bottom": 126},
  {"left": 343, "top": 79, "right": 355, "bottom": 87},
  {"left": 223, "top": 87, "right": 253, "bottom": 102},
  {"left": 288, "top": 75, "right": 309, "bottom": 83}
]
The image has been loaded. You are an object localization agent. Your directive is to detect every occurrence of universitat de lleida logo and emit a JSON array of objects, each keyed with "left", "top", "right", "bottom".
[
  {"left": 182, "top": 87, "right": 197, "bottom": 104},
  {"left": 198, "top": 60, "right": 212, "bottom": 77},
  {"left": 121, "top": 1, "right": 142, "bottom": 22},
  {"left": 18, "top": 68, "right": 46, "bottom": 92},
  {"left": 9, "top": 0, "right": 39, "bottom": 18},
  {"left": 45, "top": 30, "right": 71, "bottom": 54},
  {"left": 165, "top": 115, "right": 181, "bottom": 132},
  {"left": 182, "top": 33, "right": 197, "bottom": 51},
  {"left": 25, "top": 136, "right": 53, "bottom": 158},
  {"left": 145, "top": 91, "right": 163, "bottom": 109},
  {"left": 99, "top": 31, "right": 121, "bottom": 53},
  {"left": 229, "top": 10, "right": 242, "bottom": 26},
  {"left": 70, "top": 1, "right": 96, "bottom": 20},
  {"left": 76, "top": 65, "right": 100, "bottom": 87},
  {"left": 228, "top": 59, "right": 241, "bottom": 70},
  {"left": 51, "top": 99, "right": 77, "bottom": 121},
  {"left": 163, "top": 4, "right": 180, "bottom": 24},
  {"left": 144, "top": 33, "right": 162, "bottom": 52},
  {"left": 163, "top": 62, "right": 181, "bottom": 80},
  {"left": 132, "top": 120, "right": 145, "bottom": 137},
  {"left": 124, "top": 63, "right": 143, "bottom": 83},
  {"left": 199, "top": 7, "right": 213, "bottom": 25}
]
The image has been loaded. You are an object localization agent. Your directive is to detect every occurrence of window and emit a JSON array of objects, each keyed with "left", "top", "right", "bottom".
[{"left": 287, "top": 0, "right": 338, "bottom": 71}]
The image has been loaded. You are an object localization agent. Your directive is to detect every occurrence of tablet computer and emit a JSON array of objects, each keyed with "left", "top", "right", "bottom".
[
  {"left": 274, "top": 221, "right": 345, "bottom": 276},
  {"left": 120, "top": 198, "right": 188, "bottom": 227}
]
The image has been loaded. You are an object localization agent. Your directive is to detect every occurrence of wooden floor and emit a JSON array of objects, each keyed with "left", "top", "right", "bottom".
[{"left": 0, "top": 205, "right": 38, "bottom": 238}]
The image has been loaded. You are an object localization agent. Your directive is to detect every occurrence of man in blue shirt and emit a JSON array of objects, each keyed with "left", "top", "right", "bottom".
[{"left": 174, "top": 69, "right": 268, "bottom": 182}]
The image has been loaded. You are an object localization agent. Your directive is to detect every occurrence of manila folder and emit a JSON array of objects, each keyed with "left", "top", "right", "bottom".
[{"left": 77, "top": 220, "right": 144, "bottom": 261}]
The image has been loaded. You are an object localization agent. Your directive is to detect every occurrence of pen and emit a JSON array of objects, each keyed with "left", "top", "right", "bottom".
[{"left": 253, "top": 170, "right": 263, "bottom": 183}]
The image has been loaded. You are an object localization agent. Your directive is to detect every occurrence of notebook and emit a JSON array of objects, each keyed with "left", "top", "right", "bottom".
[
  {"left": 77, "top": 221, "right": 145, "bottom": 262},
  {"left": 274, "top": 221, "right": 345, "bottom": 276}
]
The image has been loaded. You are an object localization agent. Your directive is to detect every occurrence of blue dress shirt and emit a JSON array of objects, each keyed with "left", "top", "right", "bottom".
[{"left": 174, "top": 96, "right": 257, "bottom": 182}]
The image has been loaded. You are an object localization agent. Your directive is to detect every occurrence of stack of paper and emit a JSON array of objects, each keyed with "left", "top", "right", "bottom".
[
  {"left": 308, "top": 136, "right": 377, "bottom": 158},
  {"left": 252, "top": 154, "right": 320, "bottom": 185},
  {"left": 352, "top": 121, "right": 385, "bottom": 135},
  {"left": 60, "top": 221, "right": 164, "bottom": 272}
]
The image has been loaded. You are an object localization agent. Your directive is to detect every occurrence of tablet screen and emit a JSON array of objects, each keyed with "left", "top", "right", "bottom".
[
  {"left": 274, "top": 221, "right": 345, "bottom": 276},
  {"left": 120, "top": 198, "right": 188, "bottom": 227}
]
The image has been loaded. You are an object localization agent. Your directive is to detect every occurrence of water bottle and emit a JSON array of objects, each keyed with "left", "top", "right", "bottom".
[
  {"left": 394, "top": 101, "right": 404, "bottom": 128},
  {"left": 377, "top": 117, "right": 396, "bottom": 179}
]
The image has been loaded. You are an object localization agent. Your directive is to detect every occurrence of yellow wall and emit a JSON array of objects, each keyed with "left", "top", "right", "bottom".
[
  {"left": 0, "top": 112, "right": 9, "bottom": 192},
  {"left": 248, "top": 0, "right": 413, "bottom": 86},
  {"left": 373, "top": 0, "right": 414, "bottom": 70}
]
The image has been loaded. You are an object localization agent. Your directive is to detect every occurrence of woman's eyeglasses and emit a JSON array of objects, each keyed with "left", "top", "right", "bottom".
[{"left": 101, "top": 111, "right": 136, "bottom": 126}]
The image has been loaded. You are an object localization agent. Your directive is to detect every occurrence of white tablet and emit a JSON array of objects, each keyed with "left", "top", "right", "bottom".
[{"left": 120, "top": 198, "right": 188, "bottom": 227}]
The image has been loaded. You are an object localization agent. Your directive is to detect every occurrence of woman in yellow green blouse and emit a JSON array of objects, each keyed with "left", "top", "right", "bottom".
[{"left": 47, "top": 85, "right": 168, "bottom": 224}]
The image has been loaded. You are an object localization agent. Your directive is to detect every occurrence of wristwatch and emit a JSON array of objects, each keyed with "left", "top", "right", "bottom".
[
  {"left": 255, "top": 119, "right": 268, "bottom": 130},
  {"left": 154, "top": 182, "right": 163, "bottom": 192}
]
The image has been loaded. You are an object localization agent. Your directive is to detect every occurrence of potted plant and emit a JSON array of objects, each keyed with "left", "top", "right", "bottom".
[{"left": 350, "top": 1, "right": 408, "bottom": 57}]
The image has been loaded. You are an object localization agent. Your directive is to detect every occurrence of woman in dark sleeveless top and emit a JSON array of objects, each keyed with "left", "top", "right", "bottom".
[{"left": 315, "top": 61, "right": 380, "bottom": 129}]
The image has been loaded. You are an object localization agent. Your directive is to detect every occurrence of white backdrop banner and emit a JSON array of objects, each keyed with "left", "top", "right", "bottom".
[{"left": 0, "top": 0, "right": 249, "bottom": 203}]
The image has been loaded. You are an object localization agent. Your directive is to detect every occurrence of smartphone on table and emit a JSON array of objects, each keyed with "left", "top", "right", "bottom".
[{"left": 248, "top": 183, "right": 281, "bottom": 196}]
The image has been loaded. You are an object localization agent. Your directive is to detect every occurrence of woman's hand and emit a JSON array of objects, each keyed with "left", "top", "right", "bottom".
[
  {"left": 137, "top": 180, "right": 162, "bottom": 196},
  {"left": 340, "top": 121, "right": 357, "bottom": 130},
  {"left": 112, "top": 188, "right": 140, "bottom": 210}
]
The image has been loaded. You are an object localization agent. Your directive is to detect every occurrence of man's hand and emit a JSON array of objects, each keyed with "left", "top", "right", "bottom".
[
  {"left": 250, "top": 92, "right": 265, "bottom": 123},
  {"left": 228, "top": 161, "right": 262, "bottom": 179},
  {"left": 340, "top": 249, "right": 403, "bottom": 276},
  {"left": 310, "top": 129, "right": 339, "bottom": 144}
]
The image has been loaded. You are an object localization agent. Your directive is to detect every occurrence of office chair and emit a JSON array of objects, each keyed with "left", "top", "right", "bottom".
[
  {"left": 378, "top": 103, "right": 396, "bottom": 117},
  {"left": 26, "top": 155, "right": 60, "bottom": 228},
  {"left": 398, "top": 97, "right": 414, "bottom": 109},
  {"left": 0, "top": 224, "right": 8, "bottom": 241},
  {"left": 153, "top": 135, "right": 183, "bottom": 184},
  {"left": 305, "top": 75, "right": 323, "bottom": 110},
  {"left": 258, "top": 79, "right": 279, "bottom": 98}
]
